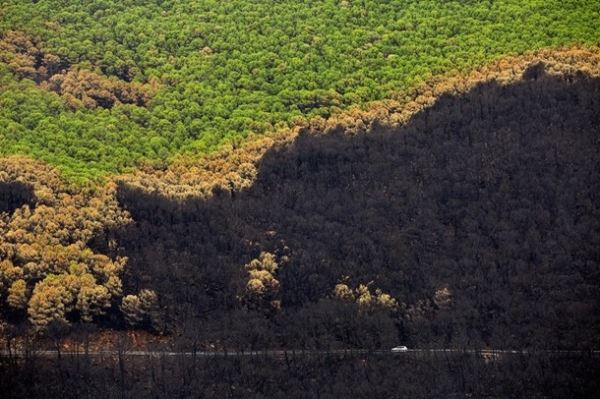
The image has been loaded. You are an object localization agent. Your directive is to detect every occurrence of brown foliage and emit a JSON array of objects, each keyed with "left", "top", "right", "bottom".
[
  {"left": 2, "top": 46, "right": 600, "bottom": 341},
  {"left": 119, "top": 46, "right": 600, "bottom": 200},
  {"left": 0, "top": 31, "right": 153, "bottom": 109},
  {"left": 0, "top": 157, "right": 131, "bottom": 330},
  {"left": 45, "top": 67, "right": 152, "bottom": 109},
  {"left": 0, "top": 30, "right": 66, "bottom": 82},
  {"left": 120, "top": 129, "right": 298, "bottom": 199}
]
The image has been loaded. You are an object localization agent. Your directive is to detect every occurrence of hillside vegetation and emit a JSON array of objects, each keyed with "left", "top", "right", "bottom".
[
  {"left": 2, "top": 49, "right": 598, "bottom": 351},
  {"left": 0, "top": 158, "right": 143, "bottom": 331},
  {"left": 1, "top": 0, "right": 599, "bottom": 182},
  {"left": 109, "top": 59, "right": 600, "bottom": 350}
]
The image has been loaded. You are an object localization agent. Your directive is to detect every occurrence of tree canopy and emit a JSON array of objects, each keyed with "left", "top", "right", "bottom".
[{"left": 0, "top": 0, "right": 599, "bottom": 183}]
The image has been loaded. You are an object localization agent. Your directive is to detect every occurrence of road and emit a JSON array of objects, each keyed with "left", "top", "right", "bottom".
[{"left": 1, "top": 348, "right": 598, "bottom": 358}]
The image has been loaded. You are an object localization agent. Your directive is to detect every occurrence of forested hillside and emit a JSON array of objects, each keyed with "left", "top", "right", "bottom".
[
  {"left": 2, "top": 48, "right": 600, "bottom": 398},
  {"left": 1, "top": 0, "right": 599, "bottom": 182},
  {"left": 2, "top": 1, "right": 600, "bottom": 396},
  {"left": 1, "top": 47, "right": 599, "bottom": 349},
  {"left": 106, "top": 60, "right": 600, "bottom": 350}
]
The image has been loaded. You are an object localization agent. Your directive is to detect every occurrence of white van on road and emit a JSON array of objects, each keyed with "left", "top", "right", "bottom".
[{"left": 391, "top": 346, "right": 408, "bottom": 352}]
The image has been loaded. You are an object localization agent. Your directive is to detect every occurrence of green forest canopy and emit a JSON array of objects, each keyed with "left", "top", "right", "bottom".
[{"left": 0, "top": 0, "right": 599, "bottom": 183}]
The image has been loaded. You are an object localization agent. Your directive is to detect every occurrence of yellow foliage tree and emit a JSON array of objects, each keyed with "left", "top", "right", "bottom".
[
  {"left": 27, "top": 278, "right": 72, "bottom": 329},
  {"left": 334, "top": 282, "right": 398, "bottom": 312},
  {"left": 7, "top": 279, "right": 28, "bottom": 309},
  {"left": 121, "top": 289, "right": 160, "bottom": 329},
  {"left": 26, "top": 272, "right": 113, "bottom": 329},
  {"left": 242, "top": 251, "right": 281, "bottom": 310},
  {"left": 1, "top": 157, "right": 131, "bottom": 331},
  {"left": 334, "top": 283, "right": 355, "bottom": 301}
]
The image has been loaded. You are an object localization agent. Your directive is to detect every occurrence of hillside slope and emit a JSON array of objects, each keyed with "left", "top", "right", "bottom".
[
  {"left": 110, "top": 60, "right": 600, "bottom": 349},
  {"left": 1, "top": 0, "right": 599, "bottom": 181},
  {"left": 1, "top": 50, "right": 599, "bottom": 351}
]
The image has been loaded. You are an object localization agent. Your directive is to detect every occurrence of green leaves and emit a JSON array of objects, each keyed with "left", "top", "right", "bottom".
[{"left": 0, "top": 1, "right": 599, "bottom": 184}]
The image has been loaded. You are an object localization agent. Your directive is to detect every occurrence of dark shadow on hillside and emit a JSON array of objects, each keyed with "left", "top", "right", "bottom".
[
  {"left": 0, "top": 181, "right": 35, "bottom": 214},
  {"left": 103, "top": 66, "right": 600, "bottom": 349}
]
